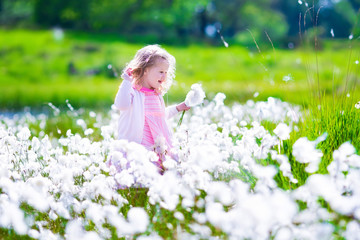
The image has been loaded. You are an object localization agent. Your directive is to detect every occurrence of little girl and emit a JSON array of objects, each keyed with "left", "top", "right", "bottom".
[{"left": 113, "top": 45, "right": 190, "bottom": 172}]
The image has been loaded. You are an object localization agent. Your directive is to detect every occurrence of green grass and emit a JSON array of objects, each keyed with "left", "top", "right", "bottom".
[
  {"left": 0, "top": 228, "right": 34, "bottom": 240},
  {"left": 295, "top": 94, "right": 360, "bottom": 169},
  {"left": 271, "top": 93, "right": 360, "bottom": 190},
  {"left": 1, "top": 28, "right": 360, "bottom": 109}
]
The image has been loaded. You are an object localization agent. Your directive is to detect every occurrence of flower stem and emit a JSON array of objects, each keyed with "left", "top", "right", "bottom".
[{"left": 178, "top": 110, "right": 185, "bottom": 126}]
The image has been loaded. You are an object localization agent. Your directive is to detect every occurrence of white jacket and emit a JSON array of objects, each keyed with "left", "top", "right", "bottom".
[{"left": 114, "top": 80, "right": 179, "bottom": 143}]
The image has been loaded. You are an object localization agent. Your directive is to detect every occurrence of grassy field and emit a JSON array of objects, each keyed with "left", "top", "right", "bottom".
[{"left": 1, "top": 28, "right": 360, "bottom": 110}]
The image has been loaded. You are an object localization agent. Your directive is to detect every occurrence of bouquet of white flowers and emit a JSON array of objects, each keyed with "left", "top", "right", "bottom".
[{"left": 178, "top": 83, "right": 206, "bottom": 126}]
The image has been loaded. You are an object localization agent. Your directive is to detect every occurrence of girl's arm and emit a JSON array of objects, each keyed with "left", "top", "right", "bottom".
[
  {"left": 165, "top": 102, "right": 190, "bottom": 119},
  {"left": 165, "top": 105, "right": 179, "bottom": 119},
  {"left": 114, "top": 79, "right": 134, "bottom": 110}
]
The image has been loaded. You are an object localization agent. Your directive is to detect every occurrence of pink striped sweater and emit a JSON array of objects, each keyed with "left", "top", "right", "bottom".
[
  {"left": 140, "top": 86, "right": 172, "bottom": 151},
  {"left": 114, "top": 80, "right": 179, "bottom": 144}
]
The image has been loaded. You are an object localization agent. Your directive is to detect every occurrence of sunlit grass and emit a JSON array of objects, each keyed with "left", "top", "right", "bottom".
[
  {"left": 1, "top": 29, "right": 360, "bottom": 109},
  {"left": 297, "top": 95, "right": 360, "bottom": 167},
  {"left": 271, "top": 93, "right": 360, "bottom": 191}
]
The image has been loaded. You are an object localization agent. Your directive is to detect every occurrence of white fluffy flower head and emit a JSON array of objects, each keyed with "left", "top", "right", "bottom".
[
  {"left": 292, "top": 137, "right": 323, "bottom": 173},
  {"left": 273, "top": 123, "right": 291, "bottom": 140},
  {"left": 185, "top": 83, "right": 206, "bottom": 107},
  {"left": 355, "top": 101, "right": 360, "bottom": 109}
]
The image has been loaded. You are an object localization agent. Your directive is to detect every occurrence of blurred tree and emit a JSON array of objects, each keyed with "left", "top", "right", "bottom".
[
  {"left": 132, "top": 0, "right": 209, "bottom": 39},
  {"left": 203, "top": 0, "right": 289, "bottom": 46},
  {"left": 349, "top": 0, "right": 360, "bottom": 9},
  {"left": 318, "top": 0, "right": 356, "bottom": 38},
  {"left": 205, "top": 0, "right": 247, "bottom": 37},
  {"left": 88, "top": 0, "right": 139, "bottom": 32},
  {"left": 0, "top": 0, "right": 33, "bottom": 26},
  {"left": 33, "top": 0, "right": 91, "bottom": 28},
  {"left": 272, "top": 0, "right": 302, "bottom": 38},
  {"left": 273, "top": 0, "right": 358, "bottom": 41},
  {"left": 33, "top": 0, "right": 64, "bottom": 26},
  {"left": 3, "top": 0, "right": 359, "bottom": 45},
  {"left": 87, "top": 0, "right": 208, "bottom": 43}
]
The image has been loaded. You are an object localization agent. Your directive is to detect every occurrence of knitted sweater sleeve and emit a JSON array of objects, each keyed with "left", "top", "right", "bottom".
[
  {"left": 114, "top": 80, "right": 134, "bottom": 110},
  {"left": 165, "top": 105, "right": 179, "bottom": 119}
]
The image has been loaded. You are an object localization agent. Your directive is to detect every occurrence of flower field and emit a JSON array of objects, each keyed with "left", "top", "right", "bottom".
[{"left": 1, "top": 93, "right": 360, "bottom": 239}]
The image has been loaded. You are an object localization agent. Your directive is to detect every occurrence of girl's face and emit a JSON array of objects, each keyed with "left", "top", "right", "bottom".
[{"left": 142, "top": 58, "right": 169, "bottom": 90}]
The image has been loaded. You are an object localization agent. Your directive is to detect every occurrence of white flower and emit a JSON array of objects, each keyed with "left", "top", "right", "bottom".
[
  {"left": 239, "top": 120, "right": 247, "bottom": 127},
  {"left": 101, "top": 126, "right": 113, "bottom": 139},
  {"left": 84, "top": 128, "right": 94, "bottom": 135},
  {"left": 0, "top": 127, "right": 7, "bottom": 139},
  {"left": 48, "top": 102, "right": 60, "bottom": 115},
  {"left": 65, "top": 219, "right": 101, "bottom": 240},
  {"left": 76, "top": 119, "right": 87, "bottom": 129},
  {"left": 273, "top": 123, "right": 291, "bottom": 140},
  {"left": 282, "top": 74, "right": 293, "bottom": 82},
  {"left": 330, "top": 29, "right": 334, "bottom": 38},
  {"left": 0, "top": 201, "right": 28, "bottom": 235},
  {"left": 207, "top": 182, "right": 233, "bottom": 206},
  {"left": 89, "top": 111, "right": 96, "bottom": 117},
  {"left": 185, "top": 83, "right": 206, "bottom": 107},
  {"left": 28, "top": 229, "right": 40, "bottom": 239},
  {"left": 205, "top": 201, "right": 226, "bottom": 228},
  {"left": 355, "top": 101, "right": 360, "bottom": 109},
  {"left": 292, "top": 137, "right": 323, "bottom": 173},
  {"left": 154, "top": 136, "right": 167, "bottom": 155},
  {"left": 86, "top": 203, "right": 105, "bottom": 226},
  {"left": 174, "top": 212, "right": 184, "bottom": 221},
  {"left": 17, "top": 127, "right": 31, "bottom": 141},
  {"left": 162, "top": 158, "right": 177, "bottom": 169},
  {"left": 328, "top": 142, "right": 359, "bottom": 175},
  {"left": 188, "top": 144, "right": 220, "bottom": 171},
  {"left": 53, "top": 27, "right": 64, "bottom": 41},
  {"left": 127, "top": 207, "right": 149, "bottom": 233},
  {"left": 31, "top": 137, "right": 41, "bottom": 151},
  {"left": 213, "top": 92, "right": 226, "bottom": 108},
  {"left": 115, "top": 171, "right": 134, "bottom": 187},
  {"left": 344, "top": 221, "right": 360, "bottom": 239},
  {"left": 275, "top": 227, "right": 293, "bottom": 240}
]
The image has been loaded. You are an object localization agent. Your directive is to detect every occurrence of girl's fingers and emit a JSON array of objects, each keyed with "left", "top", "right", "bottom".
[
  {"left": 183, "top": 103, "right": 191, "bottom": 110},
  {"left": 121, "top": 72, "right": 132, "bottom": 82},
  {"left": 126, "top": 68, "right": 133, "bottom": 76},
  {"left": 178, "top": 103, "right": 191, "bottom": 111}
]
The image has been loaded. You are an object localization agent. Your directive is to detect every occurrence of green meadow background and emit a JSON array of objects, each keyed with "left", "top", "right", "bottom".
[
  {"left": 1, "top": 0, "right": 360, "bottom": 110},
  {"left": 1, "top": 28, "right": 360, "bottom": 111}
]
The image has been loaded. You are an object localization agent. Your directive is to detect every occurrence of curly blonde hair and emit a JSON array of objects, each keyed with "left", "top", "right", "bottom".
[{"left": 123, "top": 44, "right": 176, "bottom": 94}]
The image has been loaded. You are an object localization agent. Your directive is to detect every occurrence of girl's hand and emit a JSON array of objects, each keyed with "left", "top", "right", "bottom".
[
  {"left": 126, "top": 68, "right": 133, "bottom": 76},
  {"left": 121, "top": 68, "right": 133, "bottom": 82},
  {"left": 176, "top": 102, "right": 191, "bottom": 112}
]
